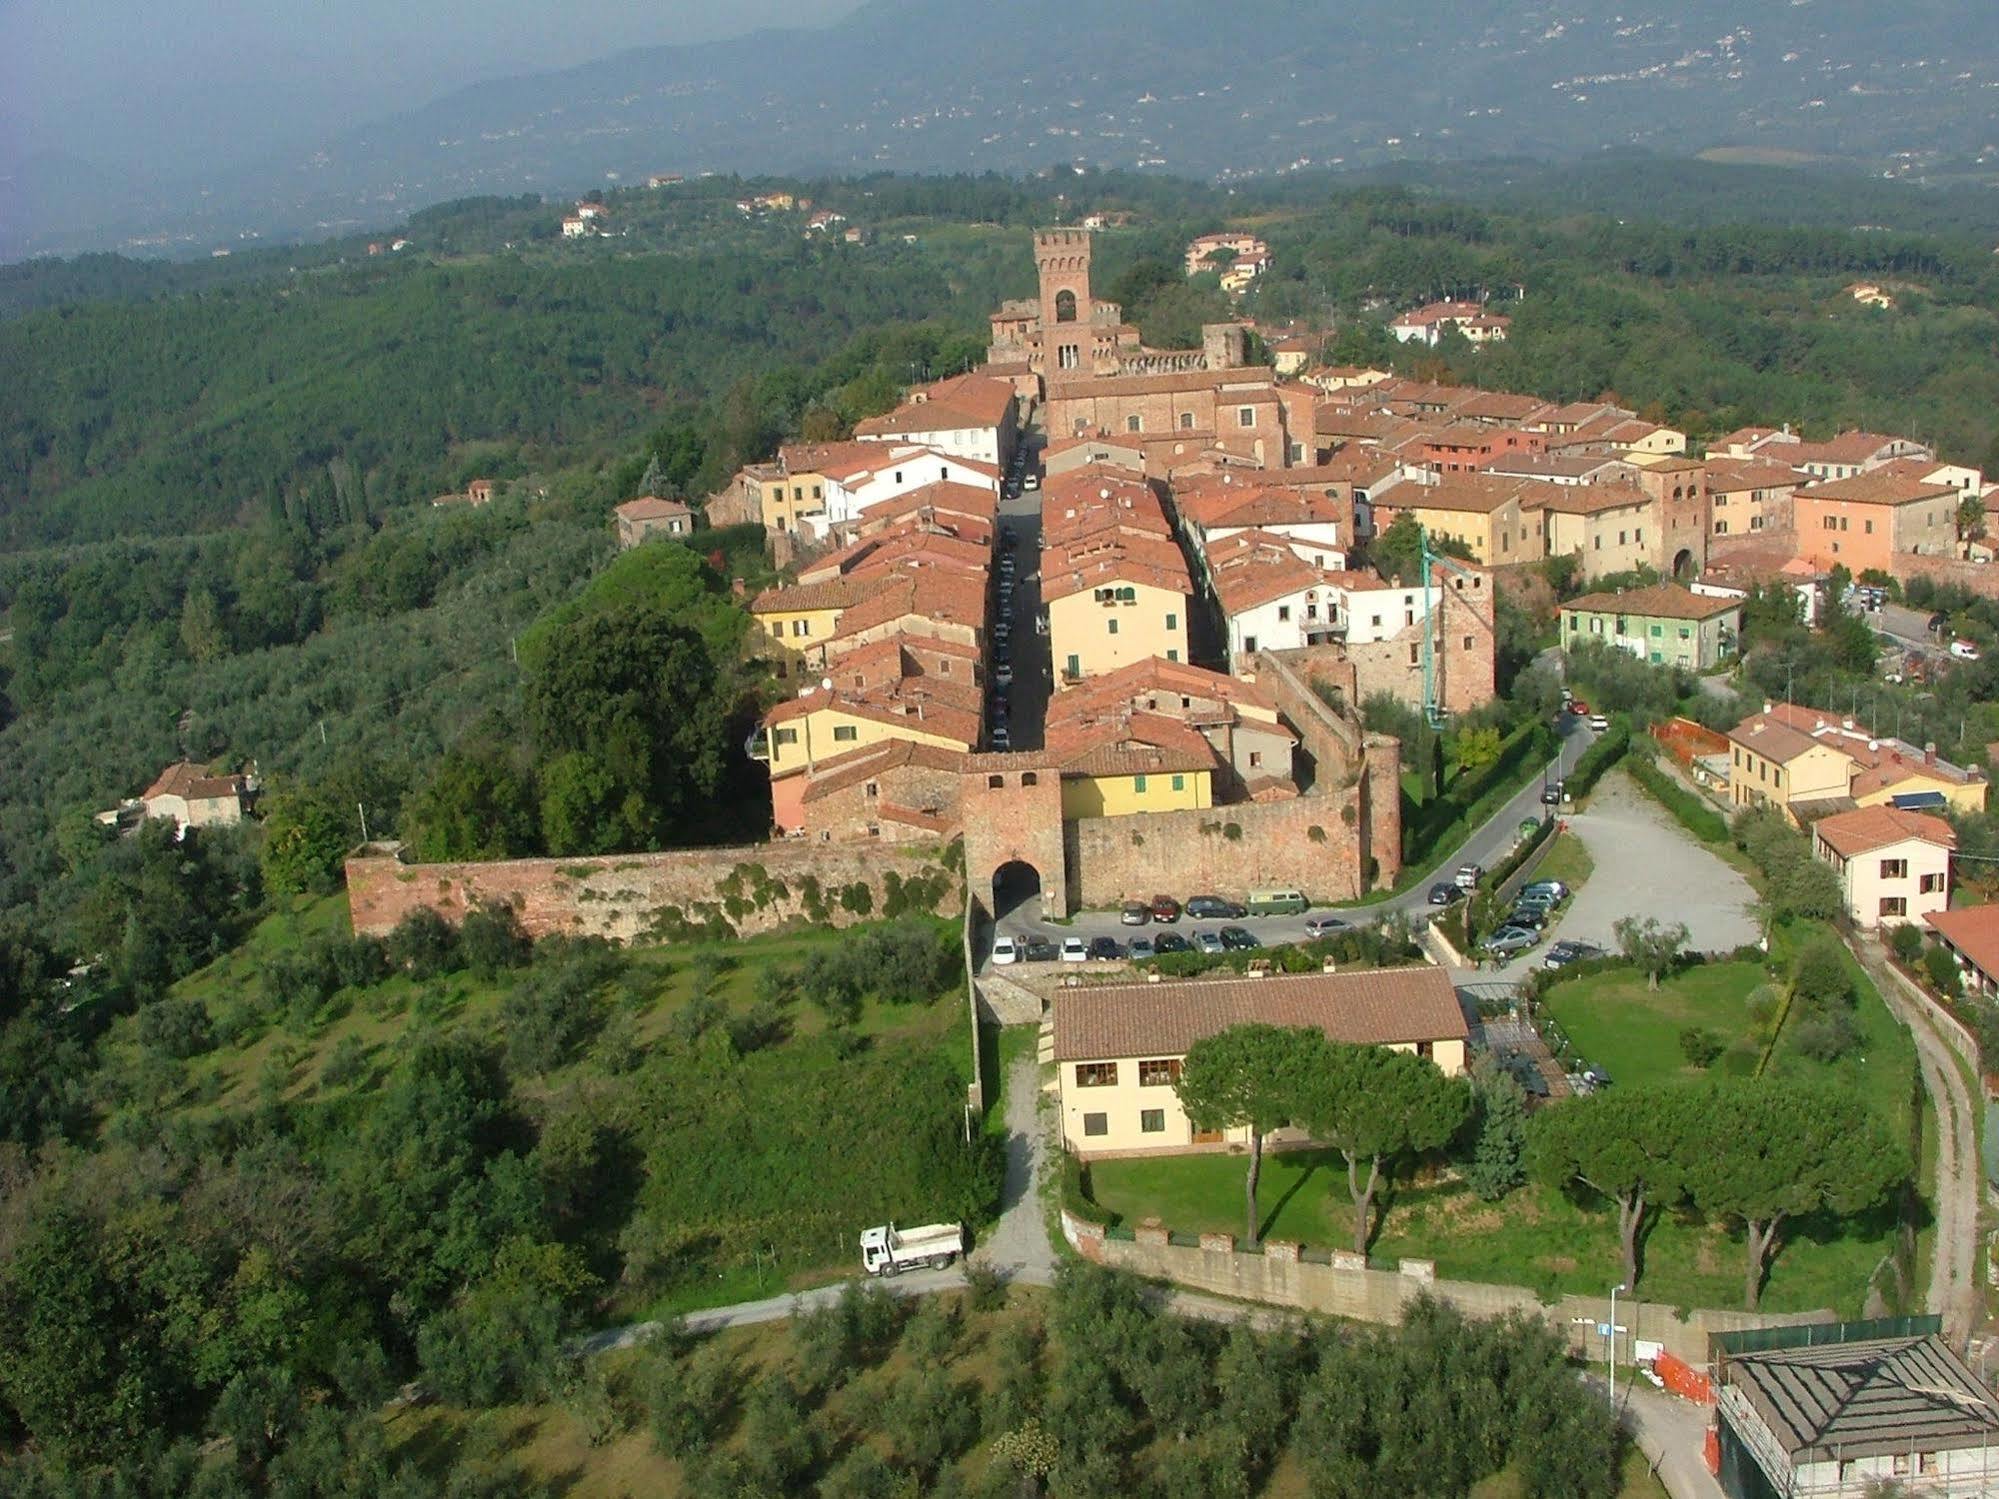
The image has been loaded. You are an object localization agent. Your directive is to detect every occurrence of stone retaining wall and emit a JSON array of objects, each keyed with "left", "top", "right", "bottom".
[
  {"left": 1060, "top": 1207, "right": 1828, "bottom": 1366},
  {"left": 346, "top": 841, "right": 961, "bottom": 942}
]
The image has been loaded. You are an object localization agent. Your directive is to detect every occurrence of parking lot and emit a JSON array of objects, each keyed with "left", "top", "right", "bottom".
[{"left": 1471, "top": 768, "right": 1760, "bottom": 982}]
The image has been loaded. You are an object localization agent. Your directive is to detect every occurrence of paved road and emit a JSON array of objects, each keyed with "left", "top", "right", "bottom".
[
  {"left": 1608, "top": 1379, "right": 1727, "bottom": 1499},
  {"left": 1856, "top": 939, "right": 1980, "bottom": 1341},
  {"left": 993, "top": 462, "right": 1051, "bottom": 753}
]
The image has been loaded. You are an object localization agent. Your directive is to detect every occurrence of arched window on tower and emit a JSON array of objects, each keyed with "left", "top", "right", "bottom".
[{"left": 1055, "top": 289, "right": 1078, "bottom": 323}]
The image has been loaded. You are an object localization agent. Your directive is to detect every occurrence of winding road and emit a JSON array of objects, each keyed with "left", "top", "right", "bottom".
[{"left": 1856, "top": 939, "right": 1981, "bottom": 1341}]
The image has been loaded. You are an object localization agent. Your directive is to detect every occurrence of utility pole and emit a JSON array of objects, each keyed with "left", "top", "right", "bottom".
[{"left": 357, "top": 804, "right": 370, "bottom": 842}]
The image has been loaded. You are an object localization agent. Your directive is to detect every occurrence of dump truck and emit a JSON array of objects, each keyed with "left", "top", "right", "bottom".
[{"left": 859, "top": 1221, "right": 965, "bottom": 1277}]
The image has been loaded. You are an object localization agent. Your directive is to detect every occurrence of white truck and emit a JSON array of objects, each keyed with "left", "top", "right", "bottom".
[{"left": 859, "top": 1221, "right": 965, "bottom": 1277}]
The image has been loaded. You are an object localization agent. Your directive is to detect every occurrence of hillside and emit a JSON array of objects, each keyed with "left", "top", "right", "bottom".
[{"left": 7, "top": 0, "right": 1998, "bottom": 258}]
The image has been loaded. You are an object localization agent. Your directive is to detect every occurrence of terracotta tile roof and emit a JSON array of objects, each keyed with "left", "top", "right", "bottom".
[
  {"left": 1047, "top": 367, "right": 1284, "bottom": 400},
  {"left": 1484, "top": 453, "right": 1627, "bottom": 482},
  {"left": 762, "top": 681, "right": 981, "bottom": 748},
  {"left": 1204, "top": 530, "right": 1328, "bottom": 615},
  {"left": 1797, "top": 473, "right": 1956, "bottom": 507},
  {"left": 1051, "top": 965, "right": 1468, "bottom": 1062},
  {"left": 1728, "top": 713, "right": 1824, "bottom": 764},
  {"left": 143, "top": 762, "right": 246, "bottom": 803},
  {"left": 1045, "top": 711, "right": 1223, "bottom": 777},
  {"left": 1704, "top": 458, "right": 1805, "bottom": 492},
  {"left": 777, "top": 439, "right": 880, "bottom": 474},
  {"left": 1043, "top": 656, "right": 1283, "bottom": 726},
  {"left": 854, "top": 373, "right": 1017, "bottom": 437},
  {"left": 1040, "top": 546, "right": 1192, "bottom": 604},
  {"left": 1728, "top": 704, "right": 1983, "bottom": 790},
  {"left": 799, "top": 738, "right": 969, "bottom": 803},
  {"left": 1926, "top": 905, "right": 1999, "bottom": 982},
  {"left": 1788, "top": 430, "right": 1919, "bottom": 466},
  {"left": 1279, "top": 453, "right": 1402, "bottom": 487},
  {"left": 1177, "top": 484, "right": 1345, "bottom": 532},
  {"left": 1712, "top": 425, "right": 1781, "bottom": 452},
  {"left": 750, "top": 575, "right": 885, "bottom": 615},
  {"left": 830, "top": 572, "right": 990, "bottom": 638},
  {"left": 1531, "top": 480, "right": 1653, "bottom": 516},
  {"left": 1370, "top": 473, "right": 1553, "bottom": 515},
  {"left": 856, "top": 480, "right": 999, "bottom": 529},
  {"left": 1453, "top": 391, "right": 1550, "bottom": 423},
  {"left": 1812, "top": 805, "right": 1955, "bottom": 857},
  {"left": 614, "top": 495, "right": 692, "bottom": 521},
  {"left": 1562, "top": 583, "right": 1738, "bottom": 622}
]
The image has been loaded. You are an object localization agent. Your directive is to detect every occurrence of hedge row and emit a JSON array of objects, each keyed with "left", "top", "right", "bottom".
[
  {"left": 1566, "top": 717, "right": 1631, "bottom": 799},
  {"left": 1625, "top": 753, "right": 1730, "bottom": 845}
]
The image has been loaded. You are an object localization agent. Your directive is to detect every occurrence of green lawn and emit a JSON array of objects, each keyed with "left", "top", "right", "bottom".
[
  {"left": 1087, "top": 1145, "right": 1902, "bottom": 1316},
  {"left": 1089, "top": 931, "right": 1923, "bottom": 1317},
  {"left": 1532, "top": 831, "right": 1594, "bottom": 895},
  {"left": 1539, "top": 929, "right": 1918, "bottom": 1126}
]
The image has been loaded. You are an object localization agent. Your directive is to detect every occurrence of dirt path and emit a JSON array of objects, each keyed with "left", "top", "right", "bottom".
[
  {"left": 1856, "top": 939, "right": 1979, "bottom": 1340},
  {"left": 970, "top": 1031, "right": 1058, "bottom": 1286}
]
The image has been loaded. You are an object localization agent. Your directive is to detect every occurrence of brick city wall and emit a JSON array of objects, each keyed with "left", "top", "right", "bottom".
[
  {"left": 1062, "top": 1209, "right": 1828, "bottom": 1367},
  {"left": 1068, "top": 786, "right": 1368, "bottom": 908},
  {"left": 1891, "top": 551, "right": 1999, "bottom": 600},
  {"left": 346, "top": 841, "right": 962, "bottom": 942}
]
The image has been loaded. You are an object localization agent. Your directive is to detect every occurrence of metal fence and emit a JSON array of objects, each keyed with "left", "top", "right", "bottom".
[{"left": 1713, "top": 1314, "right": 1941, "bottom": 1360}]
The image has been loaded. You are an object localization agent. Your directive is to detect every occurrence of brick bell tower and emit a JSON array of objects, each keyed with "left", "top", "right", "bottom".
[{"left": 1034, "top": 229, "right": 1094, "bottom": 377}]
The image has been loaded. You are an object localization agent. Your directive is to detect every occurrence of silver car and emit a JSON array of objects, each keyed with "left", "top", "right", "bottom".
[{"left": 1482, "top": 925, "right": 1538, "bottom": 957}]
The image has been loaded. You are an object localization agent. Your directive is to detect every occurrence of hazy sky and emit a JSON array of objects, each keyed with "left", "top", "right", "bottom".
[{"left": 0, "top": 0, "right": 862, "bottom": 179}]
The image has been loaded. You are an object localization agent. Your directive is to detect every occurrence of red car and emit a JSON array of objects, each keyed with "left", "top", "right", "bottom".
[
  {"left": 1567, "top": 697, "right": 1590, "bottom": 716},
  {"left": 1148, "top": 895, "right": 1182, "bottom": 923}
]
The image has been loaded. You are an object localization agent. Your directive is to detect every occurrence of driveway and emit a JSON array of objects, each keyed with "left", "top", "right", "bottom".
[
  {"left": 1557, "top": 772, "right": 1759, "bottom": 955},
  {"left": 1466, "top": 767, "right": 1760, "bottom": 983}
]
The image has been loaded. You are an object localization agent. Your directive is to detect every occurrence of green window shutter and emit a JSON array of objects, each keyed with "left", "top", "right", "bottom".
[
  {"left": 1171, "top": 774, "right": 1185, "bottom": 791},
  {"left": 1134, "top": 775, "right": 1148, "bottom": 793}
]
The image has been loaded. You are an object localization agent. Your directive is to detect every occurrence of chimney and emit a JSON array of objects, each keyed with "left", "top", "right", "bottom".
[
  {"left": 731, "top": 576, "right": 747, "bottom": 598},
  {"left": 1841, "top": 717, "right": 1854, "bottom": 730},
  {"left": 1925, "top": 741, "right": 1938, "bottom": 767},
  {"left": 1763, "top": 701, "right": 1774, "bottom": 714},
  {"left": 1321, "top": 958, "right": 1339, "bottom": 974},
  {"left": 1146, "top": 970, "right": 1162, "bottom": 984}
]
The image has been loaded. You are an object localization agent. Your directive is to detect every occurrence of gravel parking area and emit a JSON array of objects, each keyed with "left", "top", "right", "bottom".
[{"left": 1556, "top": 770, "right": 1760, "bottom": 956}]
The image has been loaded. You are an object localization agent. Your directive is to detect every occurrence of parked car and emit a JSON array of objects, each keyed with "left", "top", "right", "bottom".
[
  {"left": 1024, "top": 937, "right": 1059, "bottom": 963},
  {"left": 1520, "top": 880, "right": 1570, "bottom": 904},
  {"left": 1303, "top": 914, "right": 1350, "bottom": 938},
  {"left": 1428, "top": 882, "right": 1465, "bottom": 906},
  {"left": 1120, "top": 902, "right": 1150, "bottom": 927},
  {"left": 1568, "top": 697, "right": 1590, "bottom": 716},
  {"left": 1059, "top": 936, "right": 1088, "bottom": 963},
  {"left": 1086, "top": 936, "right": 1122, "bottom": 961},
  {"left": 1540, "top": 780, "right": 1565, "bottom": 805},
  {"left": 1542, "top": 940, "right": 1604, "bottom": 970},
  {"left": 1186, "top": 895, "right": 1247, "bottom": 920},
  {"left": 1481, "top": 926, "right": 1539, "bottom": 957},
  {"left": 1149, "top": 894, "right": 1183, "bottom": 923},
  {"left": 990, "top": 725, "right": 1011, "bottom": 750},
  {"left": 1952, "top": 637, "right": 1982, "bottom": 661},
  {"left": 1152, "top": 932, "right": 1192, "bottom": 955},
  {"left": 1929, "top": 610, "right": 1951, "bottom": 636},
  {"left": 1127, "top": 936, "right": 1156, "bottom": 961},
  {"left": 1455, "top": 864, "right": 1483, "bottom": 890},
  {"left": 1505, "top": 906, "right": 1549, "bottom": 932},
  {"left": 1023, "top": 474, "right": 1039, "bottom": 491},
  {"left": 1218, "top": 926, "right": 1260, "bottom": 951},
  {"left": 990, "top": 935, "right": 1019, "bottom": 965},
  {"left": 995, "top": 662, "right": 1014, "bottom": 687},
  {"left": 1193, "top": 929, "right": 1227, "bottom": 955},
  {"left": 1588, "top": 714, "right": 1610, "bottom": 732}
]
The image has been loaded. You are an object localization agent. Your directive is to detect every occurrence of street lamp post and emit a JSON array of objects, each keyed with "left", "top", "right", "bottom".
[{"left": 1608, "top": 1282, "right": 1628, "bottom": 1409}]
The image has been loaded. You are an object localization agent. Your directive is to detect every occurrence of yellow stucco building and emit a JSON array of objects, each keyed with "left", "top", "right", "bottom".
[{"left": 1053, "top": 968, "right": 1470, "bottom": 1158}]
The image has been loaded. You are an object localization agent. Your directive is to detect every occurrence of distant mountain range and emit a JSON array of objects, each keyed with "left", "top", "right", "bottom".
[{"left": 7, "top": 0, "right": 1998, "bottom": 260}]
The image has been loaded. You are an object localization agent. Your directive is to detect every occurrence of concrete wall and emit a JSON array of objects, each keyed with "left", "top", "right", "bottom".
[
  {"left": 346, "top": 841, "right": 961, "bottom": 942},
  {"left": 1061, "top": 1208, "right": 1829, "bottom": 1367}
]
